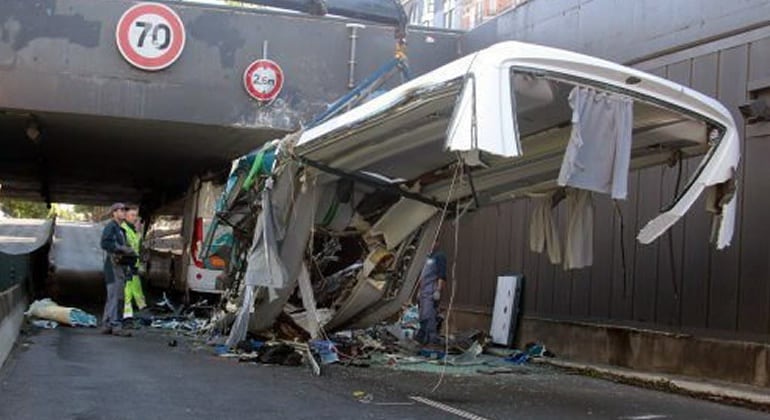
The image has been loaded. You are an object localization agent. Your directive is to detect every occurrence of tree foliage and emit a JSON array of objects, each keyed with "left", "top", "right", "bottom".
[{"left": 0, "top": 199, "right": 51, "bottom": 219}]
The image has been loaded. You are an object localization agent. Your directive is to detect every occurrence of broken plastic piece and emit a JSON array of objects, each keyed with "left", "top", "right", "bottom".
[{"left": 31, "top": 320, "right": 58, "bottom": 329}]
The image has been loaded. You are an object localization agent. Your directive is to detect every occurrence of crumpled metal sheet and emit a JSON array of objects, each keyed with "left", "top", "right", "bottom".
[
  {"left": 228, "top": 185, "right": 288, "bottom": 346},
  {"left": 245, "top": 185, "right": 288, "bottom": 291},
  {"left": 248, "top": 164, "right": 320, "bottom": 333}
]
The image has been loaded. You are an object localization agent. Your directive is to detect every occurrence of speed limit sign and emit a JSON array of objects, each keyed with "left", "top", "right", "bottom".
[{"left": 115, "top": 2, "right": 186, "bottom": 71}]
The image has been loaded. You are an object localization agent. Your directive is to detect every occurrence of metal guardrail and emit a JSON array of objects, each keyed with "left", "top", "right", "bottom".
[{"left": 0, "top": 253, "right": 29, "bottom": 292}]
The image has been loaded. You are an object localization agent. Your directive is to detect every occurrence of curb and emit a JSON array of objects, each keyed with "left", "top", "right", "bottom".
[{"left": 534, "top": 358, "right": 770, "bottom": 412}]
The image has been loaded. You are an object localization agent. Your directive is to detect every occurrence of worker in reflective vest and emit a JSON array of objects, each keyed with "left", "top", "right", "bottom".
[{"left": 122, "top": 205, "right": 147, "bottom": 319}]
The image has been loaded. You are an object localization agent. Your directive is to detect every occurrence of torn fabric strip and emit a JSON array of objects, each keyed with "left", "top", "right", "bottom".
[{"left": 528, "top": 191, "right": 562, "bottom": 265}]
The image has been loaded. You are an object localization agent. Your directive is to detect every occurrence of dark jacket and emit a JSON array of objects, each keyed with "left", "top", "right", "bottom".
[
  {"left": 101, "top": 219, "right": 127, "bottom": 254},
  {"left": 101, "top": 219, "right": 132, "bottom": 283}
]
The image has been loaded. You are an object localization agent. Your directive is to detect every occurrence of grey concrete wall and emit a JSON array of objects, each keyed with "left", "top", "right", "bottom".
[
  {"left": 0, "top": 286, "right": 26, "bottom": 370},
  {"left": 0, "top": 0, "right": 461, "bottom": 204},
  {"left": 0, "top": 0, "right": 459, "bottom": 130},
  {"left": 517, "top": 316, "right": 770, "bottom": 388},
  {"left": 462, "top": 0, "right": 770, "bottom": 64}
]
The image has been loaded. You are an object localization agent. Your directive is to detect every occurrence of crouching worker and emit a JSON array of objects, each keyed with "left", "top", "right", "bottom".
[
  {"left": 100, "top": 203, "right": 136, "bottom": 337},
  {"left": 122, "top": 205, "right": 146, "bottom": 320},
  {"left": 416, "top": 242, "right": 447, "bottom": 345}
]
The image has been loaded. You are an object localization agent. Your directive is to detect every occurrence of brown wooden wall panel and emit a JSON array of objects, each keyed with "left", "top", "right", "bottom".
[
  {"left": 468, "top": 210, "right": 487, "bottom": 307},
  {"left": 552, "top": 205, "right": 571, "bottom": 316},
  {"left": 737, "top": 131, "right": 770, "bottom": 334},
  {"left": 494, "top": 203, "right": 513, "bottom": 275},
  {"left": 509, "top": 200, "right": 528, "bottom": 275},
  {"left": 590, "top": 195, "right": 615, "bottom": 318},
  {"left": 630, "top": 67, "right": 666, "bottom": 324},
  {"left": 479, "top": 206, "right": 500, "bottom": 308},
  {"left": 570, "top": 266, "right": 591, "bottom": 317},
  {"left": 569, "top": 195, "right": 593, "bottom": 317},
  {"left": 535, "top": 246, "right": 556, "bottom": 314},
  {"left": 679, "top": 53, "right": 719, "bottom": 329},
  {"left": 655, "top": 60, "right": 691, "bottom": 326},
  {"left": 511, "top": 200, "right": 540, "bottom": 314},
  {"left": 707, "top": 45, "right": 748, "bottom": 331},
  {"left": 611, "top": 170, "right": 640, "bottom": 320},
  {"left": 656, "top": 161, "right": 687, "bottom": 326},
  {"left": 453, "top": 208, "right": 475, "bottom": 308},
  {"left": 736, "top": 37, "right": 770, "bottom": 334},
  {"left": 633, "top": 167, "right": 664, "bottom": 323}
]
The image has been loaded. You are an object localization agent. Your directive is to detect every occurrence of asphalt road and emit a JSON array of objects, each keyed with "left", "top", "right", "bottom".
[
  {"left": 0, "top": 328, "right": 765, "bottom": 420},
  {"left": 48, "top": 221, "right": 106, "bottom": 304}
]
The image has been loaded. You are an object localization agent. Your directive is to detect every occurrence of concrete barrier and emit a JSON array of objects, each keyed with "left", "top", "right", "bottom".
[
  {"left": 517, "top": 316, "right": 770, "bottom": 388},
  {"left": 0, "top": 285, "right": 27, "bottom": 369},
  {"left": 449, "top": 306, "right": 770, "bottom": 388}
]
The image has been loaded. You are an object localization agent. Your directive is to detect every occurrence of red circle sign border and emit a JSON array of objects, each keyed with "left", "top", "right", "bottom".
[
  {"left": 115, "top": 2, "right": 186, "bottom": 71},
  {"left": 243, "top": 59, "right": 285, "bottom": 102}
]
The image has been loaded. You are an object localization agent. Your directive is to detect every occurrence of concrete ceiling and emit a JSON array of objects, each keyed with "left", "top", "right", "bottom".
[{"left": 0, "top": 109, "right": 285, "bottom": 205}]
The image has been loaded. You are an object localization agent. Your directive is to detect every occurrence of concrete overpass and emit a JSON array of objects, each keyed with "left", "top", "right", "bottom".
[{"left": 0, "top": 0, "right": 460, "bottom": 206}]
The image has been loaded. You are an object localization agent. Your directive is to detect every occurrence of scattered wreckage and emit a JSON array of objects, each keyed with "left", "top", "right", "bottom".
[{"left": 199, "top": 41, "right": 740, "bottom": 346}]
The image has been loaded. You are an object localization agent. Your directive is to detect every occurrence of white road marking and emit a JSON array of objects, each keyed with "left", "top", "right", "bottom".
[
  {"left": 410, "top": 396, "right": 489, "bottom": 420},
  {"left": 619, "top": 415, "right": 670, "bottom": 420}
]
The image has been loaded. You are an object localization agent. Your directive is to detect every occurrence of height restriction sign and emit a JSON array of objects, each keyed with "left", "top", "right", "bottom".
[
  {"left": 243, "top": 59, "right": 285, "bottom": 102},
  {"left": 115, "top": 2, "right": 186, "bottom": 71}
]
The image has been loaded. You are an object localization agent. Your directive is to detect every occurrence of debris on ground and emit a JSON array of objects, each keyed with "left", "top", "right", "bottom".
[
  {"left": 155, "top": 292, "right": 176, "bottom": 313},
  {"left": 149, "top": 316, "right": 209, "bottom": 333},
  {"left": 25, "top": 298, "right": 97, "bottom": 327},
  {"left": 353, "top": 391, "right": 374, "bottom": 404},
  {"left": 31, "top": 320, "right": 59, "bottom": 329},
  {"left": 523, "top": 341, "right": 556, "bottom": 358},
  {"left": 202, "top": 302, "right": 554, "bottom": 378},
  {"left": 118, "top": 294, "right": 214, "bottom": 335}
]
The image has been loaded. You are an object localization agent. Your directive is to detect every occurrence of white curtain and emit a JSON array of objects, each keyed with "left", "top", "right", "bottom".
[{"left": 558, "top": 87, "right": 633, "bottom": 200}]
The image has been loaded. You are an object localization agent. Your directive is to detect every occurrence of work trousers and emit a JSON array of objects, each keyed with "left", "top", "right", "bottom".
[
  {"left": 123, "top": 274, "right": 146, "bottom": 318},
  {"left": 103, "top": 261, "right": 128, "bottom": 329},
  {"left": 417, "top": 296, "right": 439, "bottom": 345}
]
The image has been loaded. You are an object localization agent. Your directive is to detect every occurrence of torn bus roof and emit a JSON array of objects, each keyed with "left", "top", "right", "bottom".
[
  {"left": 208, "top": 40, "right": 740, "bottom": 338},
  {"left": 296, "top": 40, "right": 740, "bottom": 249}
]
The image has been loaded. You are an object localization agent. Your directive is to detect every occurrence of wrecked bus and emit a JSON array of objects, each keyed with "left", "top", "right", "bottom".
[
  {"left": 203, "top": 41, "right": 740, "bottom": 344},
  {"left": 144, "top": 176, "right": 232, "bottom": 295}
]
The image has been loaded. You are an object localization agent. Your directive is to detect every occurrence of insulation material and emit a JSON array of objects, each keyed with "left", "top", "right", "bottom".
[
  {"left": 226, "top": 285, "right": 256, "bottom": 347},
  {"left": 349, "top": 215, "right": 441, "bottom": 329},
  {"left": 296, "top": 263, "right": 321, "bottom": 339},
  {"left": 25, "top": 299, "right": 97, "bottom": 327},
  {"left": 369, "top": 198, "right": 437, "bottom": 250}
]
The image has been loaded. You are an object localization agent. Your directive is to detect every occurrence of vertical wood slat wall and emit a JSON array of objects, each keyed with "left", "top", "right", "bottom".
[{"left": 438, "top": 35, "right": 770, "bottom": 339}]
